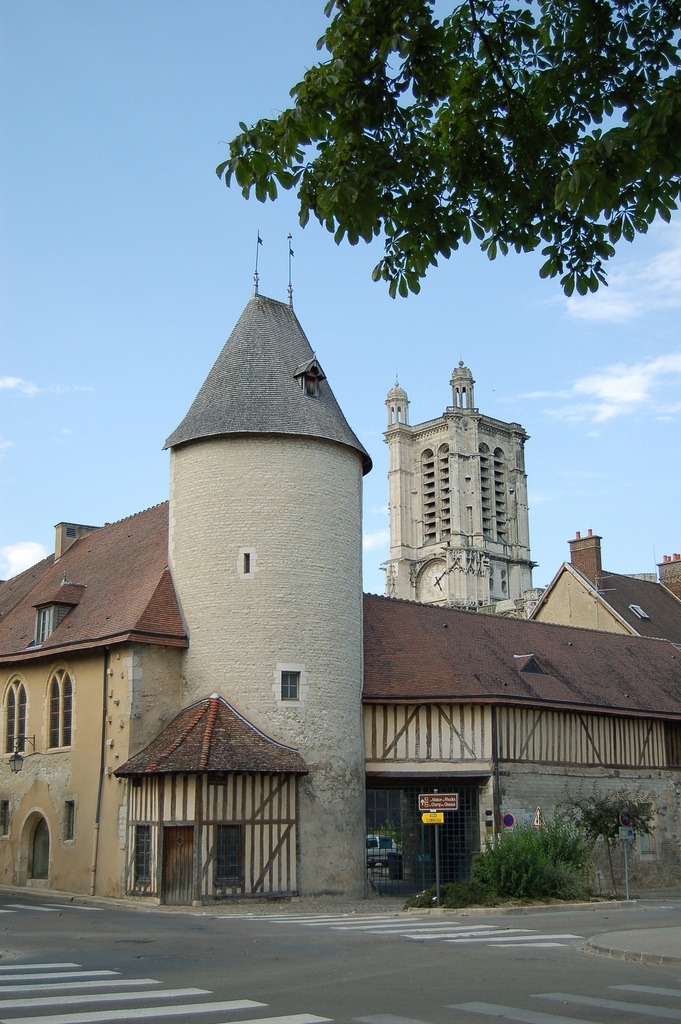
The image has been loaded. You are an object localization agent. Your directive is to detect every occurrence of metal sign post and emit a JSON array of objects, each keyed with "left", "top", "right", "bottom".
[
  {"left": 419, "top": 790, "right": 458, "bottom": 907},
  {"left": 619, "top": 824, "right": 634, "bottom": 899}
]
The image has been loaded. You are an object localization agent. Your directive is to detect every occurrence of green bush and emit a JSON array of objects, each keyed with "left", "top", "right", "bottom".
[
  {"left": 472, "top": 819, "right": 591, "bottom": 900},
  {"left": 405, "top": 879, "right": 499, "bottom": 910}
]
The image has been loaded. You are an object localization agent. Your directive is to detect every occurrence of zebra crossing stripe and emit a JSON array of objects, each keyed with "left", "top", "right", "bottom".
[
  {"left": 613, "top": 985, "right": 681, "bottom": 999},
  {"left": 451, "top": 1003, "right": 597, "bottom": 1024},
  {"left": 0, "top": 964, "right": 81, "bottom": 971},
  {"left": 355, "top": 1015, "right": 435, "bottom": 1024},
  {"left": 0, "top": 980, "right": 160, "bottom": 995},
  {"left": 0, "top": 986, "right": 211, "bottom": 1010},
  {"left": 2, "top": 997, "right": 267, "bottom": 1024},
  {"left": 538, "top": 991, "right": 681, "bottom": 1018},
  {"left": 0, "top": 972, "right": 118, "bottom": 983},
  {"left": 6, "top": 904, "right": 64, "bottom": 912}
]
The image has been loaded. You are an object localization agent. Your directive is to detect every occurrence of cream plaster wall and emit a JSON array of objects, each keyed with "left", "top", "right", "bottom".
[
  {"left": 533, "top": 571, "right": 630, "bottom": 634},
  {"left": 0, "top": 643, "right": 184, "bottom": 899},
  {"left": 169, "top": 434, "right": 366, "bottom": 896}
]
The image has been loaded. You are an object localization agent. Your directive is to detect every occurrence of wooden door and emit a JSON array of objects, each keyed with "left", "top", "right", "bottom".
[{"left": 162, "top": 826, "right": 194, "bottom": 904}]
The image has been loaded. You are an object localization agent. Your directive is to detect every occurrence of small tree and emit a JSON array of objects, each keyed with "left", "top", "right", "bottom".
[{"left": 561, "top": 786, "right": 654, "bottom": 891}]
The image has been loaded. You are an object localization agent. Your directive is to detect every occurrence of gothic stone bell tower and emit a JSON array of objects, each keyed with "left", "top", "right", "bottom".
[{"left": 384, "top": 364, "right": 534, "bottom": 608}]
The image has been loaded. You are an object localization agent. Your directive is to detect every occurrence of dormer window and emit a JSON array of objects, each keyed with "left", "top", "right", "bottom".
[
  {"left": 629, "top": 604, "right": 650, "bottom": 620},
  {"left": 36, "top": 604, "right": 71, "bottom": 645},
  {"left": 33, "top": 582, "right": 85, "bottom": 645},
  {"left": 294, "top": 357, "right": 325, "bottom": 398}
]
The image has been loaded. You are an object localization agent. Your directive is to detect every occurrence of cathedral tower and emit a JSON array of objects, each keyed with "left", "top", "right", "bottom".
[
  {"left": 165, "top": 295, "right": 371, "bottom": 896},
  {"left": 384, "top": 363, "right": 533, "bottom": 609}
]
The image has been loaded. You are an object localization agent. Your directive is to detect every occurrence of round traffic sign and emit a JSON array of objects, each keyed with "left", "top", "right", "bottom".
[
  {"left": 502, "top": 813, "right": 515, "bottom": 828},
  {"left": 619, "top": 810, "right": 632, "bottom": 827}
]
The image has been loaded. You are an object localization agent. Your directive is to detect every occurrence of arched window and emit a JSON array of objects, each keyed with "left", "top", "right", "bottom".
[
  {"left": 438, "top": 445, "right": 450, "bottom": 538},
  {"left": 5, "top": 681, "right": 26, "bottom": 753},
  {"left": 49, "top": 670, "right": 72, "bottom": 748},
  {"left": 421, "top": 449, "right": 436, "bottom": 544},
  {"left": 479, "top": 444, "right": 492, "bottom": 538},
  {"left": 493, "top": 448, "right": 507, "bottom": 541}
]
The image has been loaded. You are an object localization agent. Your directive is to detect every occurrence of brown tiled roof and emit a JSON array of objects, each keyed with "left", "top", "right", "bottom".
[
  {"left": 0, "top": 504, "right": 187, "bottom": 663},
  {"left": 116, "top": 694, "right": 308, "bottom": 775},
  {"left": 594, "top": 570, "right": 681, "bottom": 644},
  {"left": 362, "top": 594, "right": 681, "bottom": 719}
]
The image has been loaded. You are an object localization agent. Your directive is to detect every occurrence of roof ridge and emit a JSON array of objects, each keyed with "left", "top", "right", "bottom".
[
  {"left": 199, "top": 695, "right": 220, "bottom": 771},
  {"left": 101, "top": 501, "right": 168, "bottom": 530}
]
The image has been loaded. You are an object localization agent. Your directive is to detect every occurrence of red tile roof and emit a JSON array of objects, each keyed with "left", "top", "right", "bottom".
[
  {"left": 116, "top": 694, "right": 308, "bottom": 775},
  {"left": 0, "top": 503, "right": 186, "bottom": 663},
  {"left": 362, "top": 594, "right": 681, "bottom": 719}
]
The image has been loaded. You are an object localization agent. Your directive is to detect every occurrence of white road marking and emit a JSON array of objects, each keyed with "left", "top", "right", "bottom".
[
  {"left": 355, "top": 1015, "right": 435, "bottom": 1024},
  {"left": 613, "top": 985, "right": 681, "bottom": 998},
  {"left": 0, "top": 972, "right": 118, "bottom": 982},
  {"left": 332, "top": 922, "right": 495, "bottom": 933},
  {"left": 0, "top": 986, "right": 210, "bottom": 1010},
  {"left": 5, "top": 904, "right": 64, "bottom": 913},
  {"left": 3, "top": 997, "right": 267, "bottom": 1024},
  {"left": 488, "top": 942, "right": 568, "bottom": 949},
  {"left": 0, "top": 964, "right": 81, "bottom": 971},
  {"left": 538, "top": 991, "right": 681, "bottom": 1018},
  {"left": 43, "top": 905, "right": 99, "bottom": 912},
  {"left": 445, "top": 932, "right": 578, "bottom": 944},
  {"left": 451, "top": 1003, "right": 597, "bottom": 1023},
  {"left": 0, "top": 979, "right": 160, "bottom": 995}
]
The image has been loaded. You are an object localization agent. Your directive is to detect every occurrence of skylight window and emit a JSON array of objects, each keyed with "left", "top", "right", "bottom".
[{"left": 629, "top": 604, "right": 650, "bottom": 620}]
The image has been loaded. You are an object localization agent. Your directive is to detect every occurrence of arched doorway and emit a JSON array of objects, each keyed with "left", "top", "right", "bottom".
[{"left": 31, "top": 817, "right": 49, "bottom": 879}]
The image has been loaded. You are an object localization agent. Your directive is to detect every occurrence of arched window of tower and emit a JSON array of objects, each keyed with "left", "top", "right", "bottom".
[
  {"left": 421, "top": 449, "right": 436, "bottom": 545},
  {"left": 479, "top": 444, "right": 492, "bottom": 538},
  {"left": 493, "top": 449, "right": 507, "bottom": 542}
]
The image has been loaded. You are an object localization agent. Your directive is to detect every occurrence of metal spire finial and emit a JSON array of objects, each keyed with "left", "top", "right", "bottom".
[
  {"left": 287, "top": 234, "right": 294, "bottom": 307},
  {"left": 253, "top": 232, "right": 262, "bottom": 296}
]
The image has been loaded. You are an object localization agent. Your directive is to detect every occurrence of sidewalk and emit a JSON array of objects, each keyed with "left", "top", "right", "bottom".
[{"left": 586, "top": 927, "right": 681, "bottom": 965}]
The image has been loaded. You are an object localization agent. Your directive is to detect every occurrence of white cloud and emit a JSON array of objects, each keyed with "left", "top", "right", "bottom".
[
  {"left": 0, "top": 541, "right": 49, "bottom": 579},
  {"left": 565, "top": 224, "right": 681, "bottom": 323},
  {"left": 0, "top": 436, "right": 14, "bottom": 455},
  {"left": 0, "top": 376, "right": 39, "bottom": 396},
  {"left": 525, "top": 352, "right": 681, "bottom": 423},
  {"left": 363, "top": 528, "right": 390, "bottom": 551},
  {"left": 369, "top": 505, "right": 389, "bottom": 516}
]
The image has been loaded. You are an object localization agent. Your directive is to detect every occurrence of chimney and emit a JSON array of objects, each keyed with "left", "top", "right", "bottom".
[
  {"left": 568, "top": 529, "right": 602, "bottom": 585},
  {"left": 54, "top": 522, "right": 100, "bottom": 560},
  {"left": 659, "top": 553, "right": 681, "bottom": 600}
]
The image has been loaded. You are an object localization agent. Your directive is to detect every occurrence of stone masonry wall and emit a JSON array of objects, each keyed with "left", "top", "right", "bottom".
[{"left": 169, "top": 434, "right": 366, "bottom": 897}]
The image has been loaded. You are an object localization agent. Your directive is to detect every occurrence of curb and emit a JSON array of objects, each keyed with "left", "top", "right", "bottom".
[
  {"left": 585, "top": 941, "right": 681, "bottom": 966},
  {"left": 407, "top": 900, "right": 635, "bottom": 917}
]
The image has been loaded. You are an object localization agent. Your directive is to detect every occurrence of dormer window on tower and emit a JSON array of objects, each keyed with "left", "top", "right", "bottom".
[{"left": 294, "top": 357, "right": 326, "bottom": 398}]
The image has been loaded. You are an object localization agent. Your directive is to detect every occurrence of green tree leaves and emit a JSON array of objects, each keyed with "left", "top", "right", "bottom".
[{"left": 219, "top": 0, "right": 681, "bottom": 296}]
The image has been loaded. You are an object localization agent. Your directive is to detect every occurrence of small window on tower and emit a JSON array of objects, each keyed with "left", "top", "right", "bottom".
[
  {"left": 281, "top": 672, "right": 300, "bottom": 701},
  {"left": 243, "top": 552, "right": 251, "bottom": 574}
]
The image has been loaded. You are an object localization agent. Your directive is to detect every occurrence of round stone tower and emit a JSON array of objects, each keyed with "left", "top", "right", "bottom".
[{"left": 164, "top": 294, "right": 371, "bottom": 896}]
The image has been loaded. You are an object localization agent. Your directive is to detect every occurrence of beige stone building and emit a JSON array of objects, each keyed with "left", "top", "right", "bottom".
[{"left": 383, "top": 363, "right": 535, "bottom": 611}]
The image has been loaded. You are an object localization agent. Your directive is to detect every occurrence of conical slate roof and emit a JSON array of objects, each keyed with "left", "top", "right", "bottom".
[
  {"left": 115, "top": 694, "right": 308, "bottom": 776},
  {"left": 164, "top": 295, "right": 371, "bottom": 474}
]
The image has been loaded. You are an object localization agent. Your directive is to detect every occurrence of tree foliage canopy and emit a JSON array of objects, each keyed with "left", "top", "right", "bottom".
[{"left": 218, "top": 0, "right": 681, "bottom": 297}]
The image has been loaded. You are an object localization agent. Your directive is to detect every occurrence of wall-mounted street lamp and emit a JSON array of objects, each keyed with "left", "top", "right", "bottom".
[{"left": 9, "top": 736, "right": 36, "bottom": 774}]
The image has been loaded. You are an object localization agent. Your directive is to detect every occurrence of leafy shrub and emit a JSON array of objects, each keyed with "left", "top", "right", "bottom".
[
  {"left": 472, "top": 819, "right": 591, "bottom": 900},
  {"left": 405, "top": 879, "right": 499, "bottom": 910}
]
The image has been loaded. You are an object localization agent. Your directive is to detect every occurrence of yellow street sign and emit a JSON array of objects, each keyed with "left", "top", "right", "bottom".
[{"left": 422, "top": 812, "right": 444, "bottom": 824}]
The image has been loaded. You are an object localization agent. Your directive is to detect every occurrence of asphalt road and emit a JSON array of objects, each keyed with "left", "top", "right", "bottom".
[{"left": 0, "top": 892, "right": 681, "bottom": 1024}]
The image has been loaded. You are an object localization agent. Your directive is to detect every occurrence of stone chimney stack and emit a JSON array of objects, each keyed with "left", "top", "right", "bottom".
[
  {"left": 659, "top": 553, "right": 681, "bottom": 600},
  {"left": 54, "top": 522, "right": 99, "bottom": 560},
  {"left": 568, "top": 529, "right": 602, "bottom": 585}
]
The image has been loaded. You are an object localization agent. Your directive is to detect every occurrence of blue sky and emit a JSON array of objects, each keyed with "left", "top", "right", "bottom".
[{"left": 2, "top": 1, "right": 680, "bottom": 595}]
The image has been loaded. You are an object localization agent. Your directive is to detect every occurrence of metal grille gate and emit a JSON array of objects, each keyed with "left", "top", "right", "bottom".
[{"left": 366, "top": 780, "right": 481, "bottom": 895}]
